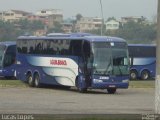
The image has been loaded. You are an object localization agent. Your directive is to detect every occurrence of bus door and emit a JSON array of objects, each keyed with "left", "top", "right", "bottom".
[
  {"left": 70, "top": 40, "right": 92, "bottom": 87},
  {"left": 82, "top": 41, "right": 92, "bottom": 86}
]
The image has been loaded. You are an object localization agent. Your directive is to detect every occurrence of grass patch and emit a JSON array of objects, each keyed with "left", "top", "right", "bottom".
[
  {"left": 129, "top": 80, "right": 155, "bottom": 88},
  {"left": 0, "top": 79, "right": 155, "bottom": 88},
  {"left": 33, "top": 114, "right": 140, "bottom": 120},
  {"left": 0, "top": 79, "right": 27, "bottom": 87}
]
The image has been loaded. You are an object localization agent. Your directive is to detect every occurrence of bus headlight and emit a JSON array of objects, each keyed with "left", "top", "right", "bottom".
[
  {"left": 122, "top": 79, "right": 129, "bottom": 83},
  {"left": 93, "top": 79, "right": 103, "bottom": 83}
]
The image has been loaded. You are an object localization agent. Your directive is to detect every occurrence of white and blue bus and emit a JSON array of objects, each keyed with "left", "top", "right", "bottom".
[
  {"left": 0, "top": 41, "right": 16, "bottom": 79},
  {"left": 128, "top": 44, "right": 156, "bottom": 80},
  {"left": 16, "top": 33, "right": 129, "bottom": 93}
]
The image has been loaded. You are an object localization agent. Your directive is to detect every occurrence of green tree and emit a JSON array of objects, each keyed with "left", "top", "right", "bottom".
[
  {"left": 30, "top": 20, "right": 44, "bottom": 30},
  {"left": 48, "top": 21, "right": 64, "bottom": 33},
  {"left": 86, "top": 29, "right": 101, "bottom": 35},
  {"left": 0, "top": 19, "right": 46, "bottom": 41},
  {"left": 76, "top": 14, "right": 83, "bottom": 21},
  {"left": 0, "top": 20, "right": 16, "bottom": 41},
  {"left": 15, "top": 19, "right": 45, "bottom": 34},
  {"left": 107, "top": 17, "right": 116, "bottom": 21},
  {"left": 107, "top": 21, "right": 156, "bottom": 43}
]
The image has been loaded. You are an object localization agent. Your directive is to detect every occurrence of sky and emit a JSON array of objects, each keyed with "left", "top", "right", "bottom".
[{"left": 0, "top": 0, "right": 158, "bottom": 21}]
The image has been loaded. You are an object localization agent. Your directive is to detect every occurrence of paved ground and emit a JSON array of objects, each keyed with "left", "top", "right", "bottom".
[{"left": 0, "top": 87, "right": 154, "bottom": 114}]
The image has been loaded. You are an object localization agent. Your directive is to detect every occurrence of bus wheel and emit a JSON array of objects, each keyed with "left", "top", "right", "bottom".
[
  {"left": 78, "top": 87, "right": 87, "bottom": 93},
  {"left": 4, "top": 76, "right": 13, "bottom": 80},
  {"left": 75, "top": 78, "right": 87, "bottom": 93},
  {"left": 107, "top": 88, "right": 116, "bottom": 94},
  {"left": 27, "top": 73, "right": 34, "bottom": 87},
  {"left": 130, "top": 70, "right": 138, "bottom": 80},
  {"left": 141, "top": 70, "right": 150, "bottom": 80},
  {"left": 34, "top": 73, "right": 41, "bottom": 88}
]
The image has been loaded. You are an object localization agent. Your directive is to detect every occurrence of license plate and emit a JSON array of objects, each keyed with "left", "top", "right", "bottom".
[{"left": 109, "top": 85, "right": 116, "bottom": 88}]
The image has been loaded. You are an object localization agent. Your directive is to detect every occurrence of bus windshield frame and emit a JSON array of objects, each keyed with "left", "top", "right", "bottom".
[{"left": 92, "top": 42, "right": 129, "bottom": 76}]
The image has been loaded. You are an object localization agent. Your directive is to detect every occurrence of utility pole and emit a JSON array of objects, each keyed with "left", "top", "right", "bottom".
[
  {"left": 99, "top": 0, "right": 104, "bottom": 36},
  {"left": 155, "top": 0, "right": 160, "bottom": 114}
]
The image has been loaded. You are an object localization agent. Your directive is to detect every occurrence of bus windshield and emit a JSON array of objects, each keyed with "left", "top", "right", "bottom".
[
  {"left": 92, "top": 42, "right": 129, "bottom": 76},
  {"left": 92, "top": 42, "right": 112, "bottom": 75},
  {"left": 0, "top": 45, "right": 6, "bottom": 67},
  {"left": 112, "top": 43, "right": 129, "bottom": 75}
]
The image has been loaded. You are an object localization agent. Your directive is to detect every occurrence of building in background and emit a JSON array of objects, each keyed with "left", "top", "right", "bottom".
[
  {"left": 0, "top": 10, "right": 30, "bottom": 22},
  {"left": 33, "top": 29, "right": 47, "bottom": 36},
  {"left": 121, "top": 16, "right": 146, "bottom": 24},
  {"left": 105, "top": 20, "right": 120, "bottom": 30},
  {"left": 36, "top": 9, "right": 63, "bottom": 28},
  {"left": 62, "top": 18, "right": 73, "bottom": 33},
  {"left": 76, "top": 17, "right": 102, "bottom": 32},
  {"left": 93, "top": 17, "right": 103, "bottom": 29},
  {"left": 27, "top": 14, "right": 42, "bottom": 21}
]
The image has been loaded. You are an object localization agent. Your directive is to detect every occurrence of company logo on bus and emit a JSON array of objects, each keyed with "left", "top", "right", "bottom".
[{"left": 50, "top": 59, "right": 67, "bottom": 66}]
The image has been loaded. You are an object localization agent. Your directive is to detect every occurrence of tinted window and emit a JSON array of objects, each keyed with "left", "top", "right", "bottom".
[
  {"left": 0, "top": 45, "right": 6, "bottom": 67},
  {"left": 17, "top": 39, "right": 28, "bottom": 53},
  {"left": 83, "top": 41, "right": 91, "bottom": 57},
  {"left": 128, "top": 46, "right": 156, "bottom": 57},
  {"left": 69, "top": 40, "right": 83, "bottom": 56},
  {"left": 4, "top": 45, "right": 16, "bottom": 67},
  {"left": 6, "top": 45, "right": 16, "bottom": 53},
  {"left": 17, "top": 39, "right": 84, "bottom": 56}
]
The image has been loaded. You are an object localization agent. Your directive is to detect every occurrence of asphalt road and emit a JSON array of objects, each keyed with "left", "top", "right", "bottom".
[{"left": 0, "top": 87, "right": 154, "bottom": 114}]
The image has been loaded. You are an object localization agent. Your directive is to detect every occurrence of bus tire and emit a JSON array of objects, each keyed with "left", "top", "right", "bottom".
[
  {"left": 4, "top": 76, "right": 13, "bottom": 80},
  {"left": 107, "top": 88, "right": 116, "bottom": 94},
  {"left": 27, "top": 73, "right": 34, "bottom": 87},
  {"left": 130, "top": 70, "right": 138, "bottom": 80},
  {"left": 141, "top": 70, "right": 150, "bottom": 80},
  {"left": 78, "top": 87, "right": 87, "bottom": 93},
  {"left": 75, "top": 78, "right": 87, "bottom": 93},
  {"left": 34, "top": 73, "right": 41, "bottom": 88}
]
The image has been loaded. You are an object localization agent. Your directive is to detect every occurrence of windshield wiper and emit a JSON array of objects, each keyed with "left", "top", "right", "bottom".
[
  {"left": 103, "top": 59, "right": 112, "bottom": 75},
  {"left": 104, "top": 56, "right": 113, "bottom": 75},
  {"left": 117, "top": 65, "right": 123, "bottom": 76}
]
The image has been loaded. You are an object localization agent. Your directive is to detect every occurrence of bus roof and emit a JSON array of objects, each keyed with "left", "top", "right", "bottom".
[
  {"left": 47, "top": 32, "right": 93, "bottom": 37},
  {"left": 85, "top": 36, "right": 126, "bottom": 42},
  {"left": 0, "top": 41, "right": 16, "bottom": 46},
  {"left": 18, "top": 33, "right": 126, "bottom": 43},
  {"left": 128, "top": 44, "right": 156, "bottom": 47}
]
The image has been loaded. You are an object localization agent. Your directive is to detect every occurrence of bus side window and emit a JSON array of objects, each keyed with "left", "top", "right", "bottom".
[{"left": 69, "top": 40, "right": 82, "bottom": 56}]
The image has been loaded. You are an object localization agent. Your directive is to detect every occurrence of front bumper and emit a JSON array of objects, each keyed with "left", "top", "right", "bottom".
[{"left": 91, "top": 82, "right": 129, "bottom": 89}]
